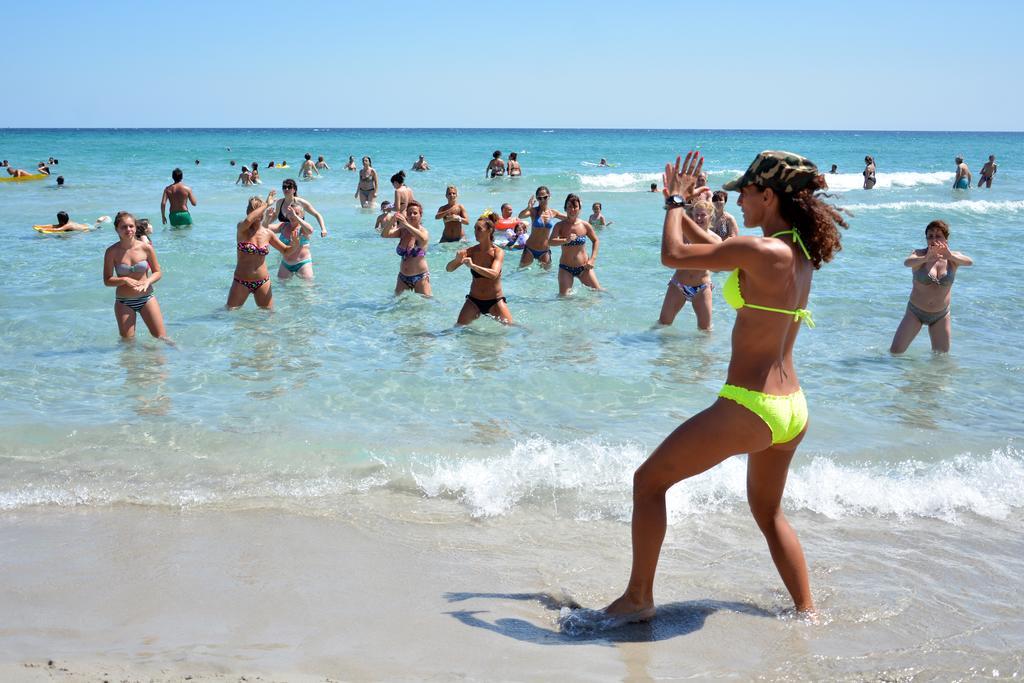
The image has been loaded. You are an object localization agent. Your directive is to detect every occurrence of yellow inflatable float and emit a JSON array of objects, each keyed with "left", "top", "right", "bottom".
[{"left": 0, "top": 173, "right": 48, "bottom": 183}]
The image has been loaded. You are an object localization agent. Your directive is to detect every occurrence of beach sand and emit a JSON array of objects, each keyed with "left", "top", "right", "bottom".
[{"left": 1, "top": 500, "right": 1020, "bottom": 681}]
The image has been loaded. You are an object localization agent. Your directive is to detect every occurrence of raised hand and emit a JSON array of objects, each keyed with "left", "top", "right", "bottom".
[{"left": 663, "top": 151, "right": 705, "bottom": 201}]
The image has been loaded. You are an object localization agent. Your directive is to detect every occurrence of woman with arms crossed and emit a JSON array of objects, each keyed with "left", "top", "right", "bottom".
[
  {"left": 103, "top": 211, "right": 169, "bottom": 341},
  {"left": 517, "top": 186, "right": 565, "bottom": 269},
  {"left": 584, "top": 151, "right": 846, "bottom": 628}
]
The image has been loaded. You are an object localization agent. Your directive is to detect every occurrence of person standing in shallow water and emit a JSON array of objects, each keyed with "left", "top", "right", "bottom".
[
  {"left": 161, "top": 168, "right": 197, "bottom": 227},
  {"left": 446, "top": 212, "right": 513, "bottom": 325},
  {"left": 863, "top": 156, "right": 876, "bottom": 190},
  {"left": 435, "top": 185, "right": 468, "bottom": 243},
  {"left": 103, "top": 211, "right": 169, "bottom": 340},
  {"left": 657, "top": 198, "right": 720, "bottom": 328},
  {"left": 978, "top": 155, "right": 997, "bottom": 188},
  {"left": 889, "top": 220, "right": 972, "bottom": 354},
  {"left": 578, "top": 151, "right": 847, "bottom": 630},
  {"left": 953, "top": 156, "right": 971, "bottom": 190},
  {"left": 485, "top": 150, "right": 506, "bottom": 178},
  {"left": 355, "top": 156, "right": 378, "bottom": 208}
]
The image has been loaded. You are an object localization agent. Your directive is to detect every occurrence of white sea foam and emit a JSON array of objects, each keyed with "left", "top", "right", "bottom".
[
  {"left": 408, "top": 438, "right": 1024, "bottom": 523},
  {"left": 837, "top": 199, "right": 1024, "bottom": 214},
  {"left": 824, "top": 171, "right": 953, "bottom": 192},
  {"left": 3, "top": 440, "right": 1021, "bottom": 524},
  {"left": 576, "top": 172, "right": 661, "bottom": 191}
]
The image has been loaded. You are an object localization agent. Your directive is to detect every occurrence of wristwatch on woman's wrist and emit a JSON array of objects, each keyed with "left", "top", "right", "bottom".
[{"left": 664, "top": 195, "right": 688, "bottom": 210}]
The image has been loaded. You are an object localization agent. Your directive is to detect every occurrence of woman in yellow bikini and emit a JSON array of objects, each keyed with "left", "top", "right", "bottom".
[{"left": 595, "top": 151, "right": 847, "bottom": 627}]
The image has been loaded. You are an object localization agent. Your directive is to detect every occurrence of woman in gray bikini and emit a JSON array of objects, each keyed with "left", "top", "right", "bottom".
[
  {"left": 355, "top": 156, "right": 378, "bottom": 208},
  {"left": 890, "top": 219, "right": 973, "bottom": 354}
]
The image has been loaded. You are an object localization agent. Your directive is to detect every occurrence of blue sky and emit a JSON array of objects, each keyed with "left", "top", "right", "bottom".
[{"left": 5, "top": 0, "right": 1021, "bottom": 130}]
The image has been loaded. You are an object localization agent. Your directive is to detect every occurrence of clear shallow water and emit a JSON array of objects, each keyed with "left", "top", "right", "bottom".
[{"left": 0, "top": 128, "right": 1022, "bottom": 521}]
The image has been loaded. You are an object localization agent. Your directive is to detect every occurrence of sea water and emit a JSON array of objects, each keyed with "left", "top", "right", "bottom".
[{"left": 1, "top": 129, "right": 1022, "bottom": 675}]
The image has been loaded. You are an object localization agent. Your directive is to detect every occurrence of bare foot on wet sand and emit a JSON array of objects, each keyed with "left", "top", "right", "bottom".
[{"left": 559, "top": 594, "right": 656, "bottom": 635}]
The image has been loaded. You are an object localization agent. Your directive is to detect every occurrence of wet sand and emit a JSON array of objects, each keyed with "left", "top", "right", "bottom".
[{"left": 1, "top": 503, "right": 1020, "bottom": 681}]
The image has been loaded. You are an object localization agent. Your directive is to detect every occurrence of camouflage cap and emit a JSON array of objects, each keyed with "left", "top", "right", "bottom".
[{"left": 722, "top": 151, "right": 820, "bottom": 194}]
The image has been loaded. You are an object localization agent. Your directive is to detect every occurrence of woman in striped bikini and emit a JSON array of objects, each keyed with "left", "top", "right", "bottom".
[{"left": 103, "top": 211, "right": 169, "bottom": 340}]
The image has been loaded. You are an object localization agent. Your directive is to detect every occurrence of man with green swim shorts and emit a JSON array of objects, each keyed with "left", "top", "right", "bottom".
[{"left": 161, "top": 167, "right": 197, "bottom": 227}]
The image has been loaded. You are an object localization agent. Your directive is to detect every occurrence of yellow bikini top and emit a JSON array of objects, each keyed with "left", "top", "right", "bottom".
[{"left": 722, "top": 229, "right": 815, "bottom": 328}]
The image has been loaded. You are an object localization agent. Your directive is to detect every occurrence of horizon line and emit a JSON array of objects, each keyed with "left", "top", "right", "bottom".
[{"left": 1, "top": 126, "right": 1021, "bottom": 134}]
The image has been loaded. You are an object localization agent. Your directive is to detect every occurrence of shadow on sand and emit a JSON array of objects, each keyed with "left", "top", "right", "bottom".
[{"left": 443, "top": 591, "right": 774, "bottom": 644}]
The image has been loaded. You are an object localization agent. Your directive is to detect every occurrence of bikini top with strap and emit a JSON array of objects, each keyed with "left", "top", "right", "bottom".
[
  {"left": 396, "top": 242, "right": 427, "bottom": 260},
  {"left": 280, "top": 232, "right": 311, "bottom": 247},
  {"left": 114, "top": 260, "right": 149, "bottom": 276},
  {"left": 237, "top": 241, "right": 270, "bottom": 256},
  {"left": 722, "top": 230, "right": 815, "bottom": 328},
  {"left": 913, "top": 264, "right": 955, "bottom": 286},
  {"left": 531, "top": 208, "right": 556, "bottom": 230}
]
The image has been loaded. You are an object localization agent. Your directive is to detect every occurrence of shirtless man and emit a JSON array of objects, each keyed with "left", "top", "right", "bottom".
[
  {"left": 40, "top": 211, "right": 92, "bottom": 232},
  {"left": 161, "top": 168, "right": 198, "bottom": 227},
  {"left": 485, "top": 150, "right": 506, "bottom": 178},
  {"left": 953, "top": 156, "right": 971, "bottom": 190},
  {"left": 978, "top": 155, "right": 997, "bottom": 188},
  {"left": 412, "top": 155, "right": 430, "bottom": 171},
  {"left": 6, "top": 167, "right": 32, "bottom": 178}
]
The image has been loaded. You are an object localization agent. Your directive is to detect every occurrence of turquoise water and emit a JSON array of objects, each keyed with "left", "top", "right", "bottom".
[{"left": 0, "top": 128, "right": 1022, "bottom": 519}]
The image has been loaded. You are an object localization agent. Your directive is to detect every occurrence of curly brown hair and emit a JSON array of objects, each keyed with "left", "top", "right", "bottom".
[{"left": 775, "top": 176, "right": 848, "bottom": 269}]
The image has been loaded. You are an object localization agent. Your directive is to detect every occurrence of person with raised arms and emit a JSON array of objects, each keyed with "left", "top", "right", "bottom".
[
  {"left": 889, "top": 219, "right": 972, "bottom": 354},
  {"left": 161, "top": 168, "right": 197, "bottom": 227},
  {"left": 269, "top": 204, "right": 318, "bottom": 281},
  {"left": 568, "top": 151, "right": 847, "bottom": 631},
  {"left": 446, "top": 212, "right": 512, "bottom": 325},
  {"left": 380, "top": 200, "right": 432, "bottom": 297},
  {"left": 227, "top": 191, "right": 301, "bottom": 310},
  {"left": 273, "top": 178, "right": 328, "bottom": 238},
  {"left": 657, "top": 198, "right": 720, "bottom": 329},
  {"left": 517, "top": 186, "right": 565, "bottom": 269}
]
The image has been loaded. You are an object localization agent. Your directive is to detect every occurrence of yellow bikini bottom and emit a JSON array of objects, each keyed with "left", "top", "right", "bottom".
[{"left": 718, "top": 384, "right": 807, "bottom": 445}]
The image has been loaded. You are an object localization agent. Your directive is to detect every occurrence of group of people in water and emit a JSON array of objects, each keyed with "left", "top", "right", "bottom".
[
  {"left": 859, "top": 154, "right": 997, "bottom": 190},
  {"left": 51, "top": 144, "right": 979, "bottom": 628},
  {"left": 88, "top": 147, "right": 974, "bottom": 363}
]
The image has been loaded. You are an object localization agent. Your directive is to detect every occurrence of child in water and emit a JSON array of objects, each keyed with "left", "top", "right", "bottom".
[{"left": 588, "top": 202, "right": 613, "bottom": 228}]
